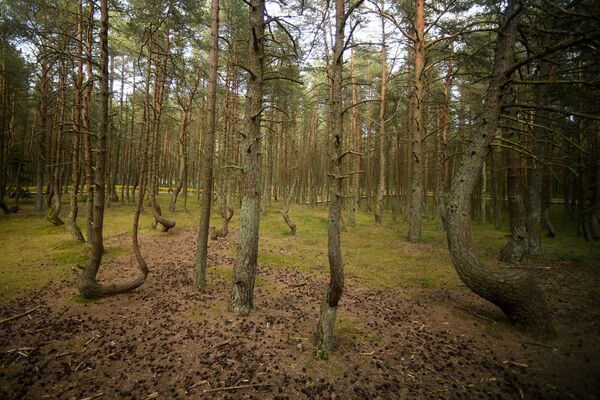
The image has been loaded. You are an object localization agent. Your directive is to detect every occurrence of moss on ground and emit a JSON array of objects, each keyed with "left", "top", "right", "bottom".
[{"left": 1, "top": 197, "right": 597, "bottom": 301}]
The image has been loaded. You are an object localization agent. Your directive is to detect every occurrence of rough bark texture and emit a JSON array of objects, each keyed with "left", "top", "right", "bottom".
[
  {"left": 78, "top": 0, "right": 147, "bottom": 299},
  {"left": 315, "top": 0, "right": 359, "bottom": 358},
  {"left": 439, "top": 0, "right": 554, "bottom": 339},
  {"left": 229, "top": 0, "right": 265, "bottom": 314},
  {"left": 194, "top": 0, "right": 219, "bottom": 289},
  {"left": 407, "top": 0, "right": 426, "bottom": 243}
]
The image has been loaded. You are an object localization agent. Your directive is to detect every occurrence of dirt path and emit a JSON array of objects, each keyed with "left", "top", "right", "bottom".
[{"left": 1, "top": 228, "right": 598, "bottom": 399}]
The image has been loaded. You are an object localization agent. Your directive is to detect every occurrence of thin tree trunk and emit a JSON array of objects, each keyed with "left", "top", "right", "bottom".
[
  {"left": 282, "top": 176, "right": 298, "bottom": 235},
  {"left": 194, "top": 0, "right": 219, "bottom": 289},
  {"left": 348, "top": 42, "right": 359, "bottom": 226},
  {"left": 500, "top": 111, "right": 528, "bottom": 263},
  {"left": 36, "top": 50, "right": 50, "bottom": 213},
  {"left": 83, "top": 0, "right": 95, "bottom": 241},
  {"left": 47, "top": 59, "right": 66, "bottom": 226},
  {"left": 315, "top": 0, "right": 362, "bottom": 358},
  {"left": 407, "top": 0, "right": 426, "bottom": 243},
  {"left": 374, "top": 10, "right": 387, "bottom": 225}
]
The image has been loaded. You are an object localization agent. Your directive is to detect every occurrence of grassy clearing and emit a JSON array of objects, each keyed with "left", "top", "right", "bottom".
[{"left": 0, "top": 195, "right": 597, "bottom": 301}]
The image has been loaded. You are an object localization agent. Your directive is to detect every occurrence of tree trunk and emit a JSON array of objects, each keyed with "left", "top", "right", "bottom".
[
  {"left": 229, "top": 0, "right": 265, "bottom": 314},
  {"left": 500, "top": 113, "right": 528, "bottom": 264},
  {"left": 282, "top": 176, "right": 298, "bottom": 235},
  {"left": 147, "top": 29, "right": 175, "bottom": 232},
  {"left": 78, "top": 0, "right": 147, "bottom": 298},
  {"left": 407, "top": 0, "right": 426, "bottom": 243},
  {"left": 526, "top": 118, "right": 544, "bottom": 254},
  {"left": 439, "top": 0, "right": 554, "bottom": 339},
  {"left": 83, "top": 0, "right": 95, "bottom": 241},
  {"left": 374, "top": 11, "right": 387, "bottom": 225},
  {"left": 194, "top": 0, "right": 219, "bottom": 289},
  {"left": 35, "top": 50, "right": 50, "bottom": 213},
  {"left": 315, "top": 0, "right": 362, "bottom": 358},
  {"left": 348, "top": 43, "right": 360, "bottom": 226},
  {"left": 47, "top": 58, "right": 66, "bottom": 226}
]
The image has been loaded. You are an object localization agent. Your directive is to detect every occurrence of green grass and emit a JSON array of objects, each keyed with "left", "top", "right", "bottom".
[
  {"left": 334, "top": 316, "right": 379, "bottom": 344},
  {"left": 1, "top": 195, "right": 598, "bottom": 301},
  {"left": 0, "top": 195, "right": 201, "bottom": 300}
]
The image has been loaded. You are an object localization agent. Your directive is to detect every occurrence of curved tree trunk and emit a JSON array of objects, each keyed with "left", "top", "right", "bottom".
[
  {"left": 439, "top": 0, "right": 554, "bottom": 339},
  {"left": 66, "top": 0, "right": 85, "bottom": 242},
  {"left": 47, "top": 58, "right": 67, "bottom": 226},
  {"left": 147, "top": 29, "right": 175, "bottom": 232},
  {"left": 282, "top": 176, "right": 298, "bottom": 235},
  {"left": 229, "top": 0, "right": 265, "bottom": 314},
  {"left": 211, "top": 201, "right": 233, "bottom": 240},
  {"left": 315, "top": 0, "right": 362, "bottom": 358},
  {"left": 171, "top": 73, "right": 199, "bottom": 213},
  {"left": 78, "top": 0, "right": 147, "bottom": 299}
]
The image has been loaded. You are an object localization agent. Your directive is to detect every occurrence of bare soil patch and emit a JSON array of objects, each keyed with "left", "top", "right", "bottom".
[{"left": 1, "top": 228, "right": 598, "bottom": 399}]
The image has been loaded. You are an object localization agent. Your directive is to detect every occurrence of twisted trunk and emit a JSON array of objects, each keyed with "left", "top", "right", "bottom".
[
  {"left": 439, "top": 0, "right": 554, "bottom": 339},
  {"left": 316, "top": 0, "right": 362, "bottom": 357},
  {"left": 67, "top": 1, "right": 85, "bottom": 242},
  {"left": 282, "top": 176, "right": 298, "bottom": 235},
  {"left": 78, "top": 0, "right": 147, "bottom": 299}
]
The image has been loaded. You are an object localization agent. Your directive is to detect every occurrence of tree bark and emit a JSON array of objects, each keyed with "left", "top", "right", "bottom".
[
  {"left": 78, "top": 0, "right": 147, "bottom": 299},
  {"left": 83, "top": 0, "right": 95, "bottom": 241},
  {"left": 229, "top": 0, "right": 265, "bottom": 314},
  {"left": 407, "top": 0, "right": 426, "bottom": 243},
  {"left": 374, "top": 10, "right": 387, "bottom": 225},
  {"left": 282, "top": 176, "right": 298, "bottom": 235},
  {"left": 35, "top": 49, "right": 50, "bottom": 213},
  {"left": 500, "top": 115, "right": 528, "bottom": 263},
  {"left": 348, "top": 42, "right": 360, "bottom": 226},
  {"left": 47, "top": 58, "right": 66, "bottom": 226},
  {"left": 439, "top": 0, "right": 554, "bottom": 339},
  {"left": 315, "top": 0, "right": 363, "bottom": 358},
  {"left": 194, "top": 0, "right": 219, "bottom": 289}
]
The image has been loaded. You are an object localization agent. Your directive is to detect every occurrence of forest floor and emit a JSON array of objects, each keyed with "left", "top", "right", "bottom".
[{"left": 1, "top": 196, "right": 599, "bottom": 399}]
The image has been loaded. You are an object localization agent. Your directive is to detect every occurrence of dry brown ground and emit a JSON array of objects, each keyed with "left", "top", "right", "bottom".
[{"left": 1, "top": 227, "right": 599, "bottom": 399}]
